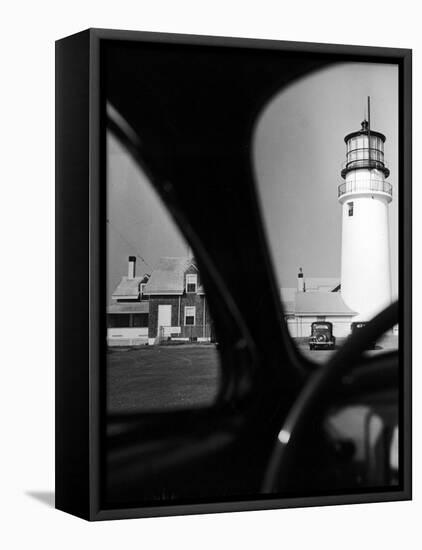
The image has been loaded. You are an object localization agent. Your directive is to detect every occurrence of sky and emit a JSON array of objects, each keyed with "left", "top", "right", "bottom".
[
  {"left": 107, "top": 133, "right": 188, "bottom": 300},
  {"left": 253, "top": 62, "right": 398, "bottom": 297},
  {"left": 107, "top": 62, "right": 399, "bottom": 303}
]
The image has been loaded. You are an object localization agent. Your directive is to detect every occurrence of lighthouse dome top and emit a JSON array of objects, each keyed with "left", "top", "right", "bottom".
[
  {"left": 341, "top": 118, "right": 390, "bottom": 179},
  {"left": 344, "top": 119, "right": 386, "bottom": 144}
]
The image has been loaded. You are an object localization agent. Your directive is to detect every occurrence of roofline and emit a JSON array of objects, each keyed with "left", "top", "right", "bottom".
[
  {"left": 111, "top": 295, "right": 140, "bottom": 299},
  {"left": 107, "top": 306, "right": 150, "bottom": 313},
  {"left": 295, "top": 312, "right": 356, "bottom": 317},
  {"left": 107, "top": 309, "right": 149, "bottom": 313},
  {"left": 145, "top": 291, "right": 184, "bottom": 296}
]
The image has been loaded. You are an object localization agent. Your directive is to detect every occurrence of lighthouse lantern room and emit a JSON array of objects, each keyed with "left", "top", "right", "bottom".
[{"left": 338, "top": 97, "right": 393, "bottom": 321}]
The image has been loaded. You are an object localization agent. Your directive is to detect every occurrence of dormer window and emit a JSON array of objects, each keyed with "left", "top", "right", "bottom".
[{"left": 186, "top": 273, "right": 197, "bottom": 293}]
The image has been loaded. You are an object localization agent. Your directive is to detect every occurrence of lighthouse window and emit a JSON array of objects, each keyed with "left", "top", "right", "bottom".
[{"left": 348, "top": 202, "right": 354, "bottom": 216}]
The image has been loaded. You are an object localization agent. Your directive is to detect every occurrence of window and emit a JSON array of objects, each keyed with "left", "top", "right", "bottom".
[
  {"left": 132, "top": 313, "right": 148, "bottom": 327},
  {"left": 348, "top": 202, "right": 354, "bottom": 216},
  {"left": 186, "top": 273, "right": 197, "bottom": 293},
  {"left": 184, "top": 306, "right": 196, "bottom": 326},
  {"left": 108, "top": 314, "right": 130, "bottom": 328}
]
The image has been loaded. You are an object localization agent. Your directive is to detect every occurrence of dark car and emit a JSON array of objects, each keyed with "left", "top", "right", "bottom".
[
  {"left": 351, "top": 321, "right": 377, "bottom": 349},
  {"left": 309, "top": 321, "right": 336, "bottom": 350}
]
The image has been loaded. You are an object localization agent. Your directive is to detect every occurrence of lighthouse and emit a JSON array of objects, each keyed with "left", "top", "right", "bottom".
[{"left": 338, "top": 98, "right": 392, "bottom": 321}]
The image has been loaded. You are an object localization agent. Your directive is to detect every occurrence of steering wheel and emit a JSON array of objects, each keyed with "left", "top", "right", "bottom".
[{"left": 262, "top": 301, "right": 399, "bottom": 493}]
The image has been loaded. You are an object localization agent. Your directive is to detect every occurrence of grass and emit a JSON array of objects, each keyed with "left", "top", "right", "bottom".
[
  {"left": 107, "top": 345, "right": 220, "bottom": 414},
  {"left": 107, "top": 334, "right": 398, "bottom": 412}
]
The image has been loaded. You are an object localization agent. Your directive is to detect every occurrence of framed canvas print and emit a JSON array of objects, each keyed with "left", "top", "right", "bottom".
[{"left": 55, "top": 29, "right": 412, "bottom": 520}]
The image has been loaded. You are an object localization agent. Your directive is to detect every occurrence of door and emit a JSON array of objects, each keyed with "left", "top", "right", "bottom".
[{"left": 157, "top": 304, "right": 172, "bottom": 336}]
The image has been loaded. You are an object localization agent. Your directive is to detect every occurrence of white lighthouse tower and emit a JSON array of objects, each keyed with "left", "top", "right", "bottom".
[{"left": 339, "top": 98, "right": 393, "bottom": 321}]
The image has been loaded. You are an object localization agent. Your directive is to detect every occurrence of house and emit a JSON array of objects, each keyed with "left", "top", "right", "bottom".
[
  {"left": 281, "top": 270, "right": 356, "bottom": 338},
  {"left": 107, "top": 256, "right": 213, "bottom": 346},
  {"left": 143, "top": 256, "right": 212, "bottom": 345},
  {"left": 107, "top": 256, "right": 150, "bottom": 346}
]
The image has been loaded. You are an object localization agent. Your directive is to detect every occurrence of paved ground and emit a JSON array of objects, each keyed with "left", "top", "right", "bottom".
[
  {"left": 297, "top": 334, "right": 398, "bottom": 364},
  {"left": 107, "top": 335, "right": 398, "bottom": 413}
]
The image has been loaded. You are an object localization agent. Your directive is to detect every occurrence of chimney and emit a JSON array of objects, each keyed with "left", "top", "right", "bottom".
[
  {"left": 128, "top": 256, "right": 136, "bottom": 279},
  {"left": 297, "top": 267, "right": 305, "bottom": 293}
]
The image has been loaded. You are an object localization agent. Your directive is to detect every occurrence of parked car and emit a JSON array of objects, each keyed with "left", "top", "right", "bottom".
[{"left": 309, "top": 321, "right": 336, "bottom": 350}]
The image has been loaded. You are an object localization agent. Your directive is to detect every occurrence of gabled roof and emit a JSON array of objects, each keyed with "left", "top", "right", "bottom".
[
  {"left": 111, "top": 276, "right": 145, "bottom": 300},
  {"left": 295, "top": 292, "right": 356, "bottom": 316},
  {"left": 143, "top": 257, "right": 195, "bottom": 295},
  {"left": 304, "top": 277, "right": 340, "bottom": 292}
]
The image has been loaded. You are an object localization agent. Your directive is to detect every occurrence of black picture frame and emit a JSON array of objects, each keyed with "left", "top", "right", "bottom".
[{"left": 55, "top": 28, "right": 412, "bottom": 521}]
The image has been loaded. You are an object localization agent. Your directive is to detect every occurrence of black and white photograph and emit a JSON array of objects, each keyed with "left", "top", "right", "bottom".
[
  {"left": 3, "top": 0, "right": 421, "bottom": 547},
  {"left": 100, "top": 36, "right": 409, "bottom": 513}
]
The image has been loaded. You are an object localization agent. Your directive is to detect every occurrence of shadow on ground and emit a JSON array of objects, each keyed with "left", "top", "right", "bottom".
[{"left": 26, "top": 491, "right": 55, "bottom": 508}]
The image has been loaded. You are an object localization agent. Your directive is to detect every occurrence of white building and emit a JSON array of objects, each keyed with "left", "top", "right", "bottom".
[
  {"left": 281, "top": 274, "right": 356, "bottom": 338},
  {"left": 107, "top": 256, "right": 150, "bottom": 346},
  {"left": 339, "top": 111, "right": 393, "bottom": 321}
]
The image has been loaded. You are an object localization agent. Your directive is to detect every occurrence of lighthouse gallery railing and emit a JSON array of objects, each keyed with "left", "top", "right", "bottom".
[{"left": 338, "top": 180, "right": 393, "bottom": 198}]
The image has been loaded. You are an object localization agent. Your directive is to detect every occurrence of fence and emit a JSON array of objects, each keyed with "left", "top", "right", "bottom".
[
  {"left": 338, "top": 180, "right": 392, "bottom": 199},
  {"left": 158, "top": 324, "right": 212, "bottom": 343}
]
